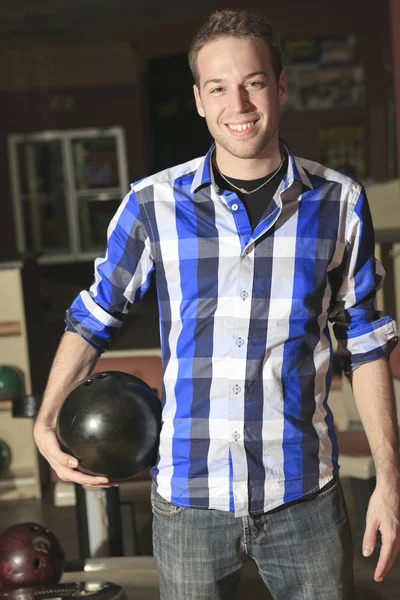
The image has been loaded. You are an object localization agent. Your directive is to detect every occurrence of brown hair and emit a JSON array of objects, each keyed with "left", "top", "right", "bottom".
[{"left": 188, "top": 9, "right": 283, "bottom": 86}]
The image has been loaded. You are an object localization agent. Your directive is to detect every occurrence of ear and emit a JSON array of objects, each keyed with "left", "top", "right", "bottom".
[
  {"left": 278, "top": 71, "right": 289, "bottom": 107},
  {"left": 193, "top": 84, "right": 205, "bottom": 118}
]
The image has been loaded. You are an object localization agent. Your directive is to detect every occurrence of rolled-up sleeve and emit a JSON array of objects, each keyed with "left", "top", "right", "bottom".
[
  {"left": 65, "top": 187, "right": 155, "bottom": 354},
  {"left": 328, "top": 186, "right": 397, "bottom": 374}
]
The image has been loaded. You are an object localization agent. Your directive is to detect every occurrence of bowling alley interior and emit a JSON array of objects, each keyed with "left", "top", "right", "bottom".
[{"left": 1, "top": 0, "right": 400, "bottom": 598}]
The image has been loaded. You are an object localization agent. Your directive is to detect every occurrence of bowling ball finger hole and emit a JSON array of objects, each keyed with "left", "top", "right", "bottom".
[
  {"left": 30, "top": 526, "right": 40, "bottom": 532},
  {"left": 33, "top": 559, "right": 45, "bottom": 570},
  {"left": 97, "top": 373, "right": 109, "bottom": 379},
  {"left": 84, "top": 380, "right": 93, "bottom": 387}
]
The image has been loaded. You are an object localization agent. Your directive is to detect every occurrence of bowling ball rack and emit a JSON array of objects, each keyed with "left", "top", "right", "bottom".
[{"left": 0, "top": 581, "right": 124, "bottom": 600}]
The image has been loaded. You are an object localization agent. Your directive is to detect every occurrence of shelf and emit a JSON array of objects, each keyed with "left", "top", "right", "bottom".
[
  {"left": 0, "top": 466, "right": 35, "bottom": 483},
  {"left": 0, "top": 467, "right": 40, "bottom": 500},
  {"left": 0, "top": 321, "right": 21, "bottom": 336}
]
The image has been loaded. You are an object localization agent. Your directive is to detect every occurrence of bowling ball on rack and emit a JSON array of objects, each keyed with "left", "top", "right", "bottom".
[
  {"left": 56, "top": 371, "right": 162, "bottom": 482},
  {"left": 0, "top": 368, "right": 23, "bottom": 402},
  {"left": 0, "top": 441, "right": 11, "bottom": 472},
  {"left": 0, "top": 523, "right": 65, "bottom": 590}
]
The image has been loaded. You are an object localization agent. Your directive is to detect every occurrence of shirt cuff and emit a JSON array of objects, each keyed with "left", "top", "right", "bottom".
[
  {"left": 65, "top": 290, "right": 123, "bottom": 354},
  {"left": 336, "top": 316, "right": 398, "bottom": 374}
]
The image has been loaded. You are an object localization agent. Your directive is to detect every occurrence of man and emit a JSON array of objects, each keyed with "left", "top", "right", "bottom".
[{"left": 34, "top": 9, "right": 400, "bottom": 600}]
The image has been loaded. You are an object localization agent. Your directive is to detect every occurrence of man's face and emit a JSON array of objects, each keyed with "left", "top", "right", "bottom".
[{"left": 193, "top": 36, "right": 288, "bottom": 162}]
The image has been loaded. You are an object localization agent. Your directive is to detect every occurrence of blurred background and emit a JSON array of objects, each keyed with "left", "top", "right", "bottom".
[
  {"left": 1, "top": 0, "right": 399, "bottom": 365},
  {"left": 0, "top": 1, "right": 400, "bottom": 598}
]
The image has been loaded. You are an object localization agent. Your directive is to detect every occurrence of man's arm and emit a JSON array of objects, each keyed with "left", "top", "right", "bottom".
[
  {"left": 33, "top": 188, "right": 155, "bottom": 486},
  {"left": 348, "top": 358, "right": 400, "bottom": 582},
  {"left": 33, "top": 332, "right": 114, "bottom": 487},
  {"left": 328, "top": 184, "right": 399, "bottom": 580}
]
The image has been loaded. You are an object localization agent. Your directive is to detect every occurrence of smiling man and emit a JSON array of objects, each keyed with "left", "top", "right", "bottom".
[
  {"left": 34, "top": 9, "right": 400, "bottom": 600},
  {"left": 193, "top": 35, "right": 286, "bottom": 177}
]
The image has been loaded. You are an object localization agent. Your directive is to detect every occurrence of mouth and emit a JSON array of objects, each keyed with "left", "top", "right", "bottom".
[{"left": 224, "top": 119, "right": 259, "bottom": 136}]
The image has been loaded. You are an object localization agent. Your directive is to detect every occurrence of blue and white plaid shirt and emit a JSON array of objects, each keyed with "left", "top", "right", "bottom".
[{"left": 66, "top": 142, "right": 397, "bottom": 516}]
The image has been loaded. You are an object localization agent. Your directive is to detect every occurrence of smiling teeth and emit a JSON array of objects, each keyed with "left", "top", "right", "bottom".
[{"left": 228, "top": 122, "right": 255, "bottom": 131}]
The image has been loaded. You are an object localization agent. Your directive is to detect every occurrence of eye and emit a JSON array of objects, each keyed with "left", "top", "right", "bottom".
[
  {"left": 247, "top": 81, "right": 263, "bottom": 89},
  {"left": 210, "top": 87, "right": 224, "bottom": 94}
]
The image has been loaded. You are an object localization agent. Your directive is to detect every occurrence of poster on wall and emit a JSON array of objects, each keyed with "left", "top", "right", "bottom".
[
  {"left": 318, "top": 126, "right": 366, "bottom": 180},
  {"left": 283, "top": 35, "right": 365, "bottom": 111}
]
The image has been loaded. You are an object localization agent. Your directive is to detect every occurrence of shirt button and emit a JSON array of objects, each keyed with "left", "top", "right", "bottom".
[
  {"left": 241, "top": 291, "right": 248, "bottom": 300},
  {"left": 231, "top": 203, "right": 239, "bottom": 211},
  {"left": 234, "top": 385, "right": 241, "bottom": 394},
  {"left": 236, "top": 337, "right": 244, "bottom": 347},
  {"left": 233, "top": 431, "right": 240, "bottom": 441},
  {"left": 244, "top": 248, "right": 251, "bottom": 255}
]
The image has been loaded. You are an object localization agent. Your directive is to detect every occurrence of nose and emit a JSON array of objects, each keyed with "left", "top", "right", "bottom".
[{"left": 228, "top": 86, "right": 250, "bottom": 113}]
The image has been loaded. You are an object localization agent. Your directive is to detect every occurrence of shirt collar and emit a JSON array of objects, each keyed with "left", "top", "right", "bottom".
[
  {"left": 190, "top": 139, "right": 314, "bottom": 195},
  {"left": 283, "top": 141, "right": 313, "bottom": 192},
  {"left": 190, "top": 145, "right": 215, "bottom": 194}
]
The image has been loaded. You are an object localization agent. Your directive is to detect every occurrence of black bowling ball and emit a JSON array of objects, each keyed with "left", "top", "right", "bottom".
[{"left": 56, "top": 371, "right": 162, "bottom": 481}]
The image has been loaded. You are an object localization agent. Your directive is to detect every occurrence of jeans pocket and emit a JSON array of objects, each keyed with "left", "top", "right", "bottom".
[
  {"left": 315, "top": 477, "right": 350, "bottom": 527},
  {"left": 314, "top": 475, "right": 340, "bottom": 501},
  {"left": 151, "top": 484, "right": 186, "bottom": 516}
]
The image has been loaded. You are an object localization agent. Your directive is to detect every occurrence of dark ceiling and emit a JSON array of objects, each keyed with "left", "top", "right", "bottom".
[{"left": 0, "top": 0, "right": 216, "bottom": 45}]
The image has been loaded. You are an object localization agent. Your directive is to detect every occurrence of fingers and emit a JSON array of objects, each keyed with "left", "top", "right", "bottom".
[
  {"left": 363, "top": 521, "right": 378, "bottom": 558},
  {"left": 35, "top": 428, "right": 72, "bottom": 466},
  {"left": 40, "top": 431, "right": 74, "bottom": 466},
  {"left": 362, "top": 484, "right": 400, "bottom": 583},
  {"left": 374, "top": 535, "right": 398, "bottom": 582},
  {"left": 36, "top": 429, "right": 111, "bottom": 487},
  {"left": 56, "top": 465, "right": 111, "bottom": 487},
  {"left": 83, "top": 483, "right": 119, "bottom": 489},
  {"left": 49, "top": 446, "right": 78, "bottom": 470}
]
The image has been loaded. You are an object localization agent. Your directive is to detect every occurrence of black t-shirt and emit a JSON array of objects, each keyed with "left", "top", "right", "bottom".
[{"left": 213, "top": 155, "right": 288, "bottom": 231}]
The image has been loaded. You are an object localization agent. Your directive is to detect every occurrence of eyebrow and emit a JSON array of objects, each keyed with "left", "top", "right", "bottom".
[{"left": 203, "top": 71, "right": 269, "bottom": 90}]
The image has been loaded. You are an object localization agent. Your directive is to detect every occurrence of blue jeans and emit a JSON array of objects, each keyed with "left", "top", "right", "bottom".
[{"left": 151, "top": 477, "right": 355, "bottom": 599}]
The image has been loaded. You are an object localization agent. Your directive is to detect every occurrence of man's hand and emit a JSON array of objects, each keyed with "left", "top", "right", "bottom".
[
  {"left": 34, "top": 424, "right": 116, "bottom": 488},
  {"left": 362, "top": 479, "right": 400, "bottom": 582}
]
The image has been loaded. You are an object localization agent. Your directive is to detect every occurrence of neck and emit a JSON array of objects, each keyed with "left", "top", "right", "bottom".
[{"left": 214, "top": 140, "right": 283, "bottom": 180}]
